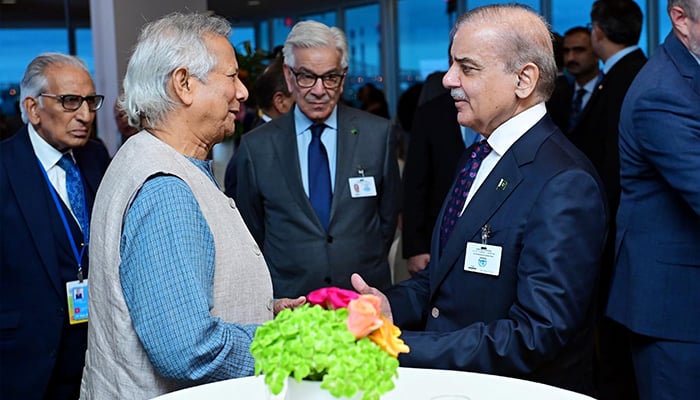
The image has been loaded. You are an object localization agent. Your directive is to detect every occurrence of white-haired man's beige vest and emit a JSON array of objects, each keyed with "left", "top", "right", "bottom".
[{"left": 80, "top": 132, "right": 273, "bottom": 399}]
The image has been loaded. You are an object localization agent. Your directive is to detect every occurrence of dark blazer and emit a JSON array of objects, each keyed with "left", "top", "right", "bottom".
[
  {"left": 236, "top": 104, "right": 400, "bottom": 298},
  {"left": 607, "top": 33, "right": 700, "bottom": 344},
  {"left": 0, "top": 126, "right": 110, "bottom": 399},
  {"left": 546, "top": 74, "right": 574, "bottom": 133},
  {"left": 401, "top": 93, "right": 465, "bottom": 259},
  {"left": 567, "top": 48, "right": 647, "bottom": 214},
  {"left": 387, "top": 114, "right": 608, "bottom": 395}
]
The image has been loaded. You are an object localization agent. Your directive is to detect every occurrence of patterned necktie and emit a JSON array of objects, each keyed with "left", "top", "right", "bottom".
[
  {"left": 439, "top": 140, "right": 492, "bottom": 252},
  {"left": 568, "top": 87, "right": 586, "bottom": 131},
  {"left": 308, "top": 123, "right": 332, "bottom": 230},
  {"left": 57, "top": 154, "right": 88, "bottom": 236}
]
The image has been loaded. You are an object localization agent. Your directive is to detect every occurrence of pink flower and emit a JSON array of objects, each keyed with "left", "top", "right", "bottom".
[
  {"left": 346, "top": 295, "right": 383, "bottom": 338},
  {"left": 307, "top": 287, "right": 359, "bottom": 309}
]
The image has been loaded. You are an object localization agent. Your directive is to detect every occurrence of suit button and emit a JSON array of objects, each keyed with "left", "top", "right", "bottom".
[
  {"left": 431, "top": 307, "right": 439, "bottom": 319},
  {"left": 324, "top": 277, "right": 332, "bottom": 284},
  {"left": 228, "top": 198, "right": 236, "bottom": 209},
  {"left": 326, "top": 235, "right": 333, "bottom": 243}
]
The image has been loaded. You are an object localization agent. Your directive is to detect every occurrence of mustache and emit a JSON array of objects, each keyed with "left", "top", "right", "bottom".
[{"left": 451, "top": 88, "right": 468, "bottom": 101}]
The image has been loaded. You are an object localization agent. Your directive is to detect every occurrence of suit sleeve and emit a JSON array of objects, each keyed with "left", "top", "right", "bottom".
[
  {"left": 401, "top": 112, "right": 433, "bottom": 258},
  {"left": 394, "top": 169, "right": 607, "bottom": 375},
  {"left": 235, "top": 138, "right": 265, "bottom": 247},
  {"left": 628, "top": 88, "right": 700, "bottom": 215},
  {"left": 378, "top": 122, "right": 401, "bottom": 250}
]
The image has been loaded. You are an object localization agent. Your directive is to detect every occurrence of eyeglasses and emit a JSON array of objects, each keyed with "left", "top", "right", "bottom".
[
  {"left": 289, "top": 68, "right": 346, "bottom": 89},
  {"left": 39, "top": 93, "right": 105, "bottom": 111}
]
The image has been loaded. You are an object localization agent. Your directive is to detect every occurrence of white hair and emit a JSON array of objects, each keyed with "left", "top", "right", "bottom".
[{"left": 282, "top": 20, "right": 349, "bottom": 69}]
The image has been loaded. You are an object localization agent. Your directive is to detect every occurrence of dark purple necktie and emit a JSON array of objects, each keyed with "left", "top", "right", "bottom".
[{"left": 439, "top": 140, "right": 492, "bottom": 252}]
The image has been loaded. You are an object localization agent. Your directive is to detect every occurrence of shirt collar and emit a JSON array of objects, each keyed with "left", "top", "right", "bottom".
[
  {"left": 603, "top": 45, "right": 640, "bottom": 74},
  {"left": 486, "top": 102, "right": 547, "bottom": 157},
  {"left": 294, "top": 105, "right": 338, "bottom": 135},
  {"left": 575, "top": 75, "right": 600, "bottom": 93},
  {"left": 27, "top": 123, "right": 70, "bottom": 169}
]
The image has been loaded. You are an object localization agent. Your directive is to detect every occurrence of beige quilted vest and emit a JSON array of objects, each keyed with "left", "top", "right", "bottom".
[{"left": 80, "top": 132, "right": 273, "bottom": 399}]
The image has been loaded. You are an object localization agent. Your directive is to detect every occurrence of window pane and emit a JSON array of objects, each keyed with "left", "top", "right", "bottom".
[
  {"left": 0, "top": 28, "right": 69, "bottom": 85},
  {"left": 345, "top": 4, "right": 382, "bottom": 105},
  {"left": 398, "top": 0, "right": 454, "bottom": 92},
  {"left": 271, "top": 18, "right": 293, "bottom": 49},
  {"left": 259, "top": 20, "right": 270, "bottom": 51},
  {"left": 301, "top": 12, "right": 336, "bottom": 27},
  {"left": 76, "top": 28, "right": 95, "bottom": 77},
  {"left": 658, "top": 0, "right": 672, "bottom": 43}
]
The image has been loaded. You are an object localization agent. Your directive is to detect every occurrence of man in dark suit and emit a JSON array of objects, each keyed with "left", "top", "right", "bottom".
[
  {"left": 607, "top": 1, "right": 700, "bottom": 399},
  {"left": 224, "top": 56, "right": 293, "bottom": 198},
  {"left": 0, "top": 53, "right": 110, "bottom": 399},
  {"left": 401, "top": 92, "right": 478, "bottom": 276},
  {"left": 353, "top": 4, "right": 607, "bottom": 395},
  {"left": 569, "top": 2, "right": 647, "bottom": 398},
  {"left": 236, "top": 20, "right": 400, "bottom": 298}
]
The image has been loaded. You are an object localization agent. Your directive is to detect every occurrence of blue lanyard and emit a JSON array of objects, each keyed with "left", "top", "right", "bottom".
[{"left": 37, "top": 158, "right": 88, "bottom": 281}]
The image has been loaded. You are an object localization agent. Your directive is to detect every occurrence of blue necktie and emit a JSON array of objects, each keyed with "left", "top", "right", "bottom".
[
  {"left": 308, "top": 123, "right": 332, "bottom": 230},
  {"left": 57, "top": 154, "right": 88, "bottom": 236},
  {"left": 439, "top": 140, "right": 492, "bottom": 252},
  {"left": 568, "top": 87, "right": 586, "bottom": 131}
]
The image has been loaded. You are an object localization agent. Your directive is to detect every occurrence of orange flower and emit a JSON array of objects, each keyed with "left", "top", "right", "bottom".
[
  {"left": 346, "top": 295, "right": 383, "bottom": 338},
  {"left": 368, "top": 315, "right": 410, "bottom": 358}
]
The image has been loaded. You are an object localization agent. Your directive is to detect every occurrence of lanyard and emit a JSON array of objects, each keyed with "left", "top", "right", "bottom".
[{"left": 37, "top": 158, "right": 88, "bottom": 282}]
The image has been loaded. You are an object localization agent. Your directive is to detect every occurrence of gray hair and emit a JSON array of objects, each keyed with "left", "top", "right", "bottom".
[
  {"left": 282, "top": 20, "right": 349, "bottom": 69},
  {"left": 19, "top": 53, "right": 90, "bottom": 123},
  {"left": 450, "top": 4, "right": 557, "bottom": 102},
  {"left": 668, "top": 0, "right": 699, "bottom": 20},
  {"left": 121, "top": 12, "right": 232, "bottom": 130}
]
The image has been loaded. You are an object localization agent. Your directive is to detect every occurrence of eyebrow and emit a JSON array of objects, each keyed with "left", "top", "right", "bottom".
[{"left": 453, "top": 55, "right": 482, "bottom": 68}]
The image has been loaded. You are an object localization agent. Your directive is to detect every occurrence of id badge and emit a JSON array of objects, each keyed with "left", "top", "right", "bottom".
[
  {"left": 66, "top": 279, "right": 89, "bottom": 324},
  {"left": 464, "top": 242, "right": 502, "bottom": 276},
  {"left": 348, "top": 176, "right": 377, "bottom": 198}
]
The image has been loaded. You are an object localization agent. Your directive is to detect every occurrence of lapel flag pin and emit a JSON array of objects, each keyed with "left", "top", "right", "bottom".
[
  {"left": 497, "top": 178, "right": 508, "bottom": 191},
  {"left": 351, "top": 128, "right": 359, "bottom": 135}
]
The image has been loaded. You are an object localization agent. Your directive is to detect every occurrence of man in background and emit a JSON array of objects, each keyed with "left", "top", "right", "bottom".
[
  {"left": 568, "top": 2, "right": 647, "bottom": 398},
  {"left": 607, "top": 1, "right": 700, "bottom": 399},
  {"left": 0, "top": 53, "right": 110, "bottom": 399},
  {"left": 562, "top": 26, "right": 601, "bottom": 132},
  {"left": 236, "top": 20, "right": 400, "bottom": 298}
]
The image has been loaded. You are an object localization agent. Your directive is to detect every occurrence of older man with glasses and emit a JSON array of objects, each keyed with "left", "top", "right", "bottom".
[
  {"left": 0, "top": 52, "right": 111, "bottom": 400},
  {"left": 236, "top": 20, "right": 400, "bottom": 299}
]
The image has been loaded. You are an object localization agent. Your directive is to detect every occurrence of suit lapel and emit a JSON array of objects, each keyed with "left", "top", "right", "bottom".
[
  {"left": 429, "top": 117, "right": 553, "bottom": 294},
  {"left": 5, "top": 128, "right": 64, "bottom": 296},
  {"left": 269, "top": 113, "right": 325, "bottom": 226},
  {"left": 331, "top": 105, "right": 360, "bottom": 223}
]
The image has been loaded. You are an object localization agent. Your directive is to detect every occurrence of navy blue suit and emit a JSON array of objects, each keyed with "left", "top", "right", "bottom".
[
  {"left": 0, "top": 126, "right": 110, "bottom": 399},
  {"left": 386, "top": 114, "right": 607, "bottom": 395},
  {"left": 607, "top": 33, "right": 700, "bottom": 400}
]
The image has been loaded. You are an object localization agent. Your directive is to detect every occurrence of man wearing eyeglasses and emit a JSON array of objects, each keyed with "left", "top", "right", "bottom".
[
  {"left": 236, "top": 20, "right": 400, "bottom": 299},
  {"left": 0, "top": 52, "right": 110, "bottom": 399}
]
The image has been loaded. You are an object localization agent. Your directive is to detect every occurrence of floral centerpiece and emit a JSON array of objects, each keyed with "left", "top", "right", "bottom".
[{"left": 251, "top": 287, "right": 409, "bottom": 400}]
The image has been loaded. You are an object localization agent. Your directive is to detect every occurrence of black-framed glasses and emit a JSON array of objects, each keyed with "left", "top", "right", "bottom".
[
  {"left": 289, "top": 67, "right": 346, "bottom": 89},
  {"left": 39, "top": 93, "right": 105, "bottom": 111}
]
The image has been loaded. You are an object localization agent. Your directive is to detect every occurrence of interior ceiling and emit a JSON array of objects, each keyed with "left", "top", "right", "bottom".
[{"left": 0, "top": 0, "right": 374, "bottom": 28}]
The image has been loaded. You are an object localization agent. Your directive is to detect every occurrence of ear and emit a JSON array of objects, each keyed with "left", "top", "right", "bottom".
[
  {"left": 514, "top": 63, "right": 539, "bottom": 99},
  {"left": 171, "top": 67, "right": 194, "bottom": 106},
  {"left": 669, "top": 6, "right": 689, "bottom": 38},
  {"left": 283, "top": 64, "right": 295, "bottom": 94},
  {"left": 23, "top": 96, "right": 41, "bottom": 125}
]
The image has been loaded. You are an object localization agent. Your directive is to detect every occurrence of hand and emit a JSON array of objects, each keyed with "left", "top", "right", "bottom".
[
  {"left": 351, "top": 273, "right": 393, "bottom": 323},
  {"left": 273, "top": 296, "right": 306, "bottom": 316},
  {"left": 407, "top": 253, "right": 430, "bottom": 276}
]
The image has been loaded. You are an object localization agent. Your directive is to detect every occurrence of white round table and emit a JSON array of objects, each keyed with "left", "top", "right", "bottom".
[{"left": 153, "top": 367, "right": 595, "bottom": 400}]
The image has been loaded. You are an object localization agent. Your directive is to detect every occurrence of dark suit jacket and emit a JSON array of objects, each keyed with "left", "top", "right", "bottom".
[
  {"left": 236, "top": 104, "right": 400, "bottom": 298},
  {"left": 607, "top": 33, "right": 700, "bottom": 344},
  {"left": 0, "top": 126, "right": 110, "bottom": 399},
  {"left": 546, "top": 74, "right": 574, "bottom": 133},
  {"left": 402, "top": 93, "right": 465, "bottom": 258},
  {"left": 567, "top": 48, "right": 647, "bottom": 214},
  {"left": 387, "top": 114, "right": 608, "bottom": 395}
]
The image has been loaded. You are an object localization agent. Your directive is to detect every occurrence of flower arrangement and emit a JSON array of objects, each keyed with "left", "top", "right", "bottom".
[{"left": 251, "top": 287, "right": 409, "bottom": 400}]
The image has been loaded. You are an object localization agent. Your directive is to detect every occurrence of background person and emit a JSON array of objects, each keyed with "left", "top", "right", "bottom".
[
  {"left": 236, "top": 20, "right": 400, "bottom": 298},
  {"left": 606, "top": 1, "right": 700, "bottom": 399},
  {"left": 0, "top": 52, "right": 110, "bottom": 400}
]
